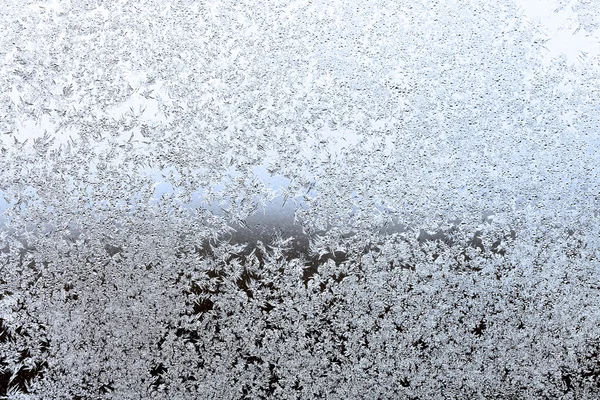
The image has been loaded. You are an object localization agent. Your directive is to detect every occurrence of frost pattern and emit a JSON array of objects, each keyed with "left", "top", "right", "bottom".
[{"left": 1, "top": 0, "right": 600, "bottom": 398}]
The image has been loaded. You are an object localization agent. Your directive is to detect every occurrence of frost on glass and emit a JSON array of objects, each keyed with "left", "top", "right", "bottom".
[{"left": 1, "top": 0, "right": 599, "bottom": 398}]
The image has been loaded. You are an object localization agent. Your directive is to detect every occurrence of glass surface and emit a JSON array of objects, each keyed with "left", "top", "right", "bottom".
[{"left": 1, "top": 0, "right": 600, "bottom": 397}]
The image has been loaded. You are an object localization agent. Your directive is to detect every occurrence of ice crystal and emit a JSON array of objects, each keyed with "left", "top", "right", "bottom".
[{"left": 1, "top": 0, "right": 599, "bottom": 398}]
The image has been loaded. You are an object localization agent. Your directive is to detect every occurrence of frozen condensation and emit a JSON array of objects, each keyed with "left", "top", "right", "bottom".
[{"left": 1, "top": 0, "right": 599, "bottom": 398}]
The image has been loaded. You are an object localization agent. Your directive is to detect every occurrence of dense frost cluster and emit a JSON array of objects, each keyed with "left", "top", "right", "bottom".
[{"left": 1, "top": 0, "right": 600, "bottom": 398}]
